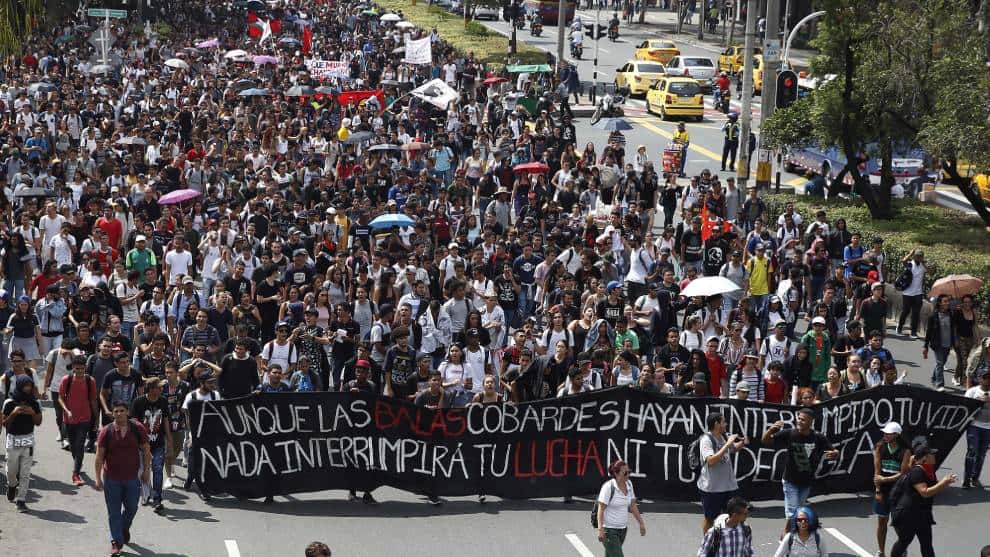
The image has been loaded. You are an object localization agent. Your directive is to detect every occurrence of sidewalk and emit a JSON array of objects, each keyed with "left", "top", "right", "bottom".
[{"left": 574, "top": 7, "right": 817, "bottom": 71}]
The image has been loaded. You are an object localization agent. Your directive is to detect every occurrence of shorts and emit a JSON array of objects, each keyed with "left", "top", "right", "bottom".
[
  {"left": 782, "top": 481, "right": 811, "bottom": 519},
  {"left": 700, "top": 490, "right": 736, "bottom": 520},
  {"left": 873, "top": 492, "right": 891, "bottom": 517}
]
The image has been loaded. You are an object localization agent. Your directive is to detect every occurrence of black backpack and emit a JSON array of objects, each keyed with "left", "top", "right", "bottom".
[
  {"left": 590, "top": 480, "right": 615, "bottom": 528},
  {"left": 888, "top": 469, "right": 915, "bottom": 525},
  {"left": 688, "top": 433, "right": 716, "bottom": 473},
  {"left": 893, "top": 263, "right": 912, "bottom": 291}
]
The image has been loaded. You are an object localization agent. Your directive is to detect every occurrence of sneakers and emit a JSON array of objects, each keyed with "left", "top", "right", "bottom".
[
  {"left": 951, "top": 378, "right": 960, "bottom": 387},
  {"left": 72, "top": 473, "right": 84, "bottom": 486},
  {"left": 15, "top": 501, "right": 28, "bottom": 512},
  {"left": 428, "top": 495, "right": 442, "bottom": 506},
  {"left": 6, "top": 485, "right": 15, "bottom": 502},
  {"left": 478, "top": 494, "right": 486, "bottom": 504},
  {"left": 154, "top": 502, "right": 165, "bottom": 514},
  {"left": 936, "top": 386, "right": 946, "bottom": 392},
  {"left": 973, "top": 478, "right": 984, "bottom": 489},
  {"left": 110, "top": 541, "right": 122, "bottom": 557},
  {"left": 963, "top": 478, "right": 973, "bottom": 489},
  {"left": 876, "top": 552, "right": 886, "bottom": 557},
  {"left": 362, "top": 492, "right": 378, "bottom": 505},
  {"left": 61, "top": 440, "right": 71, "bottom": 451},
  {"left": 86, "top": 443, "right": 96, "bottom": 454},
  {"left": 163, "top": 476, "right": 174, "bottom": 490},
  {"left": 347, "top": 493, "right": 360, "bottom": 503}
]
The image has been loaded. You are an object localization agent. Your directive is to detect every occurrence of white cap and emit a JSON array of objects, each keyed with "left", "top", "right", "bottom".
[
  {"left": 881, "top": 422, "right": 902, "bottom": 434},
  {"left": 135, "top": 235, "right": 147, "bottom": 242},
  {"left": 812, "top": 316, "right": 827, "bottom": 325},
  {"left": 326, "top": 207, "right": 337, "bottom": 215}
]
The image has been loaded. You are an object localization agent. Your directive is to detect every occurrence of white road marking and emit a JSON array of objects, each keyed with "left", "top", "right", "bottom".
[
  {"left": 824, "top": 527, "right": 873, "bottom": 557},
  {"left": 564, "top": 532, "right": 596, "bottom": 557},
  {"left": 225, "top": 539, "right": 242, "bottom": 557}
]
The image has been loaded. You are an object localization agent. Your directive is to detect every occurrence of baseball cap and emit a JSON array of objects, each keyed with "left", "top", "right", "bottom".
[
  {"left": 135, "top": 235, "right": 147, "bottom": 242},
  {"left": 182, "top": 277, "right": 194, "bottom": 285},
  {"left": 355, "top": 359, "right": 371, "bottom": 369},
  {"left": 736, "top": 380, "right": 751, "bottom": 392},
  {"left": 293, "top": 248, "right": 308, "bottom": 257},
  {"left": 881, "top": 422, "right": 902, "bottom": 435},
  {"left": 466, "top": 327, "right": 480, "bottom": 337},
  {"left": 448, "top": 242, "right": 459, "bottom": 250},
  {"left": 812, "top": 316, "right": 827, "bottom": 325},
  {"left": 755, "top": 242, "right": 766, "bottom": 250}
]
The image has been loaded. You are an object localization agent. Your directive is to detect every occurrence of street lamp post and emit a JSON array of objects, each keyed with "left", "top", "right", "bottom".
[{"left": 736, "top": 0, "right": 757, "bottom": 188}]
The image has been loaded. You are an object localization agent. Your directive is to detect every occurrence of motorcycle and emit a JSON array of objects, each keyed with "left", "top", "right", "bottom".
[
  {"left": 607, "top": 24, "right": 619, "bottom": 41},
  {"left": 530, "top": 21, "right": 543, "bottom": 36},
  {"left": 590, "top": 90, "right": 626, "bottom": 125},
  {"left": 713, "top": 85, "right": 730, "bottom": 113},
  {"left": 570, "top": 41, "right": 583, "bottom": 60}
]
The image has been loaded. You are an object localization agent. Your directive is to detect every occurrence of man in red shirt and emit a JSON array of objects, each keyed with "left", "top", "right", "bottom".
[
  {"left": 58, "top": 355, "right": 98, "bottom": 486},
  {"left": 704, "top": 337, "right": 727, "bottom": 397},
  {"left": 95, "top": 400, "right": 151, "bottom": 557},
  {"left": 95, "top": 204, "right": 123, "bottom": 252}
]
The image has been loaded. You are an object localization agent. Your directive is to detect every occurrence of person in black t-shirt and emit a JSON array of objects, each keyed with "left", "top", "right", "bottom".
[
  {"left": 343, "top": 359, "right": 377, "bottom": 393},
  {"left": 385, "top": 327, "right": 417, "bottom": 400},
  {"left": 414, "top": 371, "right": 447, "bottom": 409},
  {"left": 130, "top": 377, "right": 172, "bottom": 512},
  {"left": 2, "top": 374, "right": 42, "bottom": 511},
  {"left": 329, "top": 304, "right": 361, "bottom": 391},
  {"left": 219, "top": 340, "right": 261, "bottom": 398},
  {"left": 762, "top": 407, "right": 839, "bottom": 536}
]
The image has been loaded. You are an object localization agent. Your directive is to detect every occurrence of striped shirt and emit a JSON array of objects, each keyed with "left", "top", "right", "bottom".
[{"left": 697, "top": 522, "right": 753, "bottom": 557}]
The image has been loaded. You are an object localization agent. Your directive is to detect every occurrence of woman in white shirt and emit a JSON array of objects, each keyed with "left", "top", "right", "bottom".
[
  {"left": 438, "top": 344, "right": 470, "bottom": 407},
  {"left": 596, "top": 460, "right": 647, "bottom": 557}
]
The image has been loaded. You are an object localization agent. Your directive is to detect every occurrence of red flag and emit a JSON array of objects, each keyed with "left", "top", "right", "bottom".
[
  {"left": 270, "top": 19, "right": 282, "bottom": 34},
  {"left": 302, "top": 26, "right": 312, "bottom": 55},
  {"left": 336, "top": 90, "right": 385, "bottom": 113}
]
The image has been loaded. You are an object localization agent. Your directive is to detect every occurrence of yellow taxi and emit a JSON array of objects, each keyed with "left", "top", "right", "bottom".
[
  {"left": 646, "top": 76, "right": 704, "bottom": 121},
  {"left": 614, "top": 60, "right": 667, "bottom": 96},
  {"left": 634, "top": 39, "right": 680, "bottom": 64},
  {"left": 718, "top": 45, "right": 762, "bottom": 74},
  {"left": 752, "top": 54, "right": 764, "bottom": 94}
]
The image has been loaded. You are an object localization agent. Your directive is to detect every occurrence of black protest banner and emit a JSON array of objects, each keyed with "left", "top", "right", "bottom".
[{"left": 188, "top": 385, "right": 980, "bottom": 501}]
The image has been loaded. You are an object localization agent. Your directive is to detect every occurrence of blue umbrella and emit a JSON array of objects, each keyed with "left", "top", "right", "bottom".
[
  {"left": 238, "top": 88, "right": 270, "bottom": 97},
  {"left": 369, "top": 213, "right": 416, "bottom": 229},
  {"left": 592, "top": 118, "right": 634, "bottom": 132}
]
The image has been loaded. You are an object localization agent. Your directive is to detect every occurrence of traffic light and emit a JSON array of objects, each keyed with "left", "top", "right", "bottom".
[
  {"left": 776, "top": 69, "right": 798, "bottom": 108},
  {"left": 584, "top": 23, "right": 608, "bottom": 40}
]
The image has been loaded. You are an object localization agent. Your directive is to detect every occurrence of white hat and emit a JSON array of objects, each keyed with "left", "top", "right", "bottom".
[
  {"left": 326, "top": 207, "right": 337, "bottom": 215},
  {"left": 135, "top": 235, "right": 147, "bottom": 242},
  {"left": 881, "top": 422, "right": 902, "bottom": 434},
  {"left": 811, "top": 316, "right": 827, "bottom": 325}
]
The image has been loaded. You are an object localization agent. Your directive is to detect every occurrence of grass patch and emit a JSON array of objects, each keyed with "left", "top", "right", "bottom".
[
  {"left": 764, "top": 193, "right": 990, "bottom": 312},
  {"left": 377, "top": 0, "right": 546, "bottom": 69}
]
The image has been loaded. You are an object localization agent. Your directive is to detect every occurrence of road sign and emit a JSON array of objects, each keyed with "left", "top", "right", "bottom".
[
  {"left": 763, "top": 39, "right": 781, "bottom": 63},
  {"left": 87, "top": 8, "right": 128, "bottom": 19},
  {"left": 89, "top": 28, "right": 115, "bottom": 50}
]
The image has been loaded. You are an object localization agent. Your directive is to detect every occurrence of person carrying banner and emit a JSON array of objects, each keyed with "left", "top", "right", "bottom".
[
  {"left": 596, "top": 459, "right": 646, "bottom": 557},
  {"left": 762, "top": 408, "right": 840, "bottom": 537},
  {"left": 872, "top": 421, "right": 911, "bottom": 557}
]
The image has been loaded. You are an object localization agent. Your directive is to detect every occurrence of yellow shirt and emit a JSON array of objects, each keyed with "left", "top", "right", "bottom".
[
  {"left": 746, "top": 256, "right": 771, "bottom": 295},
  {"left": 335, "top": 214, "right": 351, "bottom": 251},
  {"left": 673, "top": 129, "right": 690, "bottom": 144},
  {"left": 337, "top": 127, "right": 350, "bottom": 142}
]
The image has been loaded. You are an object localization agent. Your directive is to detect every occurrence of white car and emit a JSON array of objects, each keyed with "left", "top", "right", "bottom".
[{"left": 664, "top": 56, "right": 717, "bottom": 90}]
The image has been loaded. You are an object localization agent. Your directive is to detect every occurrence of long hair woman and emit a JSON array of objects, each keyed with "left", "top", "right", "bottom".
[
  {"left": 596, "top": 459, "right": 646, "bottom": 557},
  {"left": 889, "top": 438, "right": 958, "bottom": 557}
]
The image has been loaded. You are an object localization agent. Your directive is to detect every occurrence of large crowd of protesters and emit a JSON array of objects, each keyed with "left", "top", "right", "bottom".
[{"left": 0, "top": 0, "right": 986, "bottom": 556}]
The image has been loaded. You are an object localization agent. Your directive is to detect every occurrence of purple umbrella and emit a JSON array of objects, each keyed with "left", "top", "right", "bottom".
[
  {"left": 159, "top": 189, "right": 202, "bottom": 205},
  {"left": 196, "top": 38, "right": 220, "bottom": 49},
  {"left": 253, "top": 55, "right": 279, "bottom": 66}
]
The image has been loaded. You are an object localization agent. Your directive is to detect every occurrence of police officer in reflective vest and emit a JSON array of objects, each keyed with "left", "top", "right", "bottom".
[{"left": 721, "top": 113, "right": 740, "bottom": 172}]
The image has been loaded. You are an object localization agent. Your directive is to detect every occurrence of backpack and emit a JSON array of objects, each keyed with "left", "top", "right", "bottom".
[
  {"left": 62, "top": 374, "right": 94, "bottom": 403},
  {"left": 887, "top": 469, "right": 914, "bottom": 525},
  {"left": 262, "top": 341, "right": 297, "bottom": 366},
  {"left": 785, "top": 531, "right": 822, "bottom": 556},
  {"left": 687, "top": 433, "right": 716, "bottom": 473},
  {"left": 893, "top": 263, "right": 912, "bottom": 291},
  {"left": 590, "top": 479, "right": 615, "bottom": 528},
  {"left": 763, "top": 336, "right": 792, "bottom": 364}
]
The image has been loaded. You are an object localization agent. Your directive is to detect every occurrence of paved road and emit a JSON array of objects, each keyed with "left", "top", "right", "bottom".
[
  {"left": 482, "top": 14, "right": 809, "bottom": 190},
  {"left": 3, "top": 326, "right": 987, "bottom": 557}
]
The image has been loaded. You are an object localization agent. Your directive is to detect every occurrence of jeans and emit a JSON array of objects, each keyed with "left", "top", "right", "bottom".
[
  {"left": 956, "top": 335, "right": 977, "bottom": 384},
  {"left": 6, "top": 445, "right": 33, "bottom": 502},
  {"left": 51, "top": 389, "right": 66, "bottom": 438},
  {"left": 782, "top": 481, "right": 811, "bottom": 519},
  {"left": 518, "top": 285, "right": 535, "bottom": 318},
  {"left": 750, "top": 293, "right": 769, "bottom": 316},
  {"left": 3, "top": 278, "right": 24, "bottom": 299},
  {"left": 602, "top": 527, "right": 628, "bottom": 557},
  {"left": 39, "top": 334, "right": 62, "bottom": 356},
  {"left": 144, "top": 445, "right": 166, "bottom": 504},
  {"left": 120, "top": 322, "right": 136, "bottom": 344},
  {"left": 931, "top": 345, "right": 950, "bottom": 388},
  {"left": 891, "top": 520, "right": 935, "bottom": 557},
  {"left": 898, "top": 294, "right": 923, "bottom": 335},
  {"left": 67, "top": 422, "right": 90, "bottom": 474},
  {"left": 965, "top": 425, "right": 990, "bottom": 482},
  {"left": 678, "top": 142, "right": 689, "bottom": 175},
  {"left": 103, "top": 477, "right": 141, "bottom": 543},
  {"left": 721, "top": 140, "right": 738, "bottom": 170},
  {"left": 502, "top": 307, "right": 517, "bottom": 336},
  {"left": 201, "top": 277, "right": 216, "bottom": 301}
]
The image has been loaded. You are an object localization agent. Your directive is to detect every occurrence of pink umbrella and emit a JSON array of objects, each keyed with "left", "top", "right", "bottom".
[
  {"left": 196, "top": 38, "right": 220, "bottom": 49},
  {"left": 159, "top": 189, "right": 202, "bottom": 205},
  {"left": 253, "top": 55, "right": 279, "bottom": 66}
]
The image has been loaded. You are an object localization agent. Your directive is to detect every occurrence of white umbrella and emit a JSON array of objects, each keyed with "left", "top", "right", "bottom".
[
  {"left": 395, "top": 21, "right": 415, "bottom": 29},
  {"left": 680, "top": 276, "right": 742, "bottom": 299},
  {"left": 224, "top": 49, "right": 249, "bottom": 60},
  {"left": 381, "top": 13, "right": 402, "bottom": 22},
  {"left": 164, "top": 58, "right": 189, "bottom": 69}
]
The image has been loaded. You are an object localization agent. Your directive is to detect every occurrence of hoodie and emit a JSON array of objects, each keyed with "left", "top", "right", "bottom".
[{"left": 2, "top": 374, "right": 40, "bottom": 439}]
